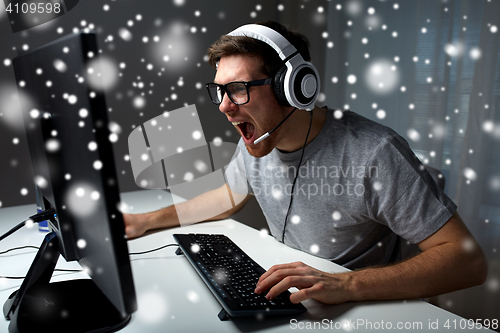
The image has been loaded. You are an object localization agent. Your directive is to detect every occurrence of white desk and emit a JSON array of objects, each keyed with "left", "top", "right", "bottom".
[{"left": 0, "top": 190, "right": 494, "bottom": 332}]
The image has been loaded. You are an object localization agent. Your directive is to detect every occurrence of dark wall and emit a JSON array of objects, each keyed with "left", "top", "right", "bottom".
[{"left": 0, "top": 0, "right": 330, "bottom": 210}]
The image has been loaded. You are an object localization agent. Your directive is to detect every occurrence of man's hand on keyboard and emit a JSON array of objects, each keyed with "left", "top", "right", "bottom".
[{"left": 254, "top": 261, "right": 351, "bottom": 304}]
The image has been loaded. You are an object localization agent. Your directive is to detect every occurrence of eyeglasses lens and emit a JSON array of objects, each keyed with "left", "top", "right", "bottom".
[
  {"left": 208, "top": 83, "right": 248, "bottom": 105},
  {"left": 227, "top": 83, "right": 248, "bottom": 104}
]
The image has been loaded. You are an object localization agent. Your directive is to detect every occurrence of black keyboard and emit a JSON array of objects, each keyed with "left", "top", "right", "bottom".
[{"left": 173, "top": 233, "right": 306, "bottom": 320}]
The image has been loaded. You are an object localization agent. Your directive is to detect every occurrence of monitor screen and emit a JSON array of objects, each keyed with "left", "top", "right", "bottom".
[{"left": 6, "top": 32, "right": 137, "bottom": 331}]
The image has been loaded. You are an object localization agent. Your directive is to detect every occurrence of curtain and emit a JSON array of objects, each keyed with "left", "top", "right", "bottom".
[{"left": 323, "top": 0, "right": 499, "bottom": 323}]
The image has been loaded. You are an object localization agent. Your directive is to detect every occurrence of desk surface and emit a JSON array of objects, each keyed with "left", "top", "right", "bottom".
[{"left": 0, "top": 190, "right": 493, "bottom": 332}]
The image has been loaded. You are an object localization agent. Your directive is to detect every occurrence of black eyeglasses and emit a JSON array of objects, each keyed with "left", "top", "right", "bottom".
[{"left": 206, "top": 78, "right": 273, "bottom": 105}]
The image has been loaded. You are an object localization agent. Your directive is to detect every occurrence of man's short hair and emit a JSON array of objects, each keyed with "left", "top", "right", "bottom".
[{"left": 207, "top": 20, "right": 311, "bottom": 77}]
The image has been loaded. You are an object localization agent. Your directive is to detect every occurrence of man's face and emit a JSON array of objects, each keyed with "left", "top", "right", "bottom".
[{"left": 214, "top": 54, "right": 288, "bottom": 158}]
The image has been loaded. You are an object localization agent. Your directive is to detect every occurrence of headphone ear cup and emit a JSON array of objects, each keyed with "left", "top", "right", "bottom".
[
  {"left": 273, "top": 66, "right": 291, "bottom": 107},
  {"left": 292, "top": 65, "right": 318, "bottom": 107}
]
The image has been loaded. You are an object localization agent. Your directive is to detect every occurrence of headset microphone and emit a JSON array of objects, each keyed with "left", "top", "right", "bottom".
[
  {"left": 253, "top": 133, "right": 269, "bottom": 145},
  {"left": 253, "top": 108, "right": 297, "bottom": 144}
]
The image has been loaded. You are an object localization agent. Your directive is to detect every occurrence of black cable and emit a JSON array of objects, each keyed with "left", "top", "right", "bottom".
[
  {"left": 0, "top": 246, "right": 39, "bottom": 256},
  {"left": 0, "top": 275, "right": 25, "bottom": 280},
  {"left": 0, "top": 221, "right": 27, "bottom": 242},
  {"left": 268, "top": 107, "right": 297, "bottom": 137},
  {"left": 0, "top": 208, "right": 56, "bottom": 243},
  {"left": 0, "top": 269, "right": 95, "bottom": 280},
  {"left": 129, "top": 243, "right": 179, "bottom": 255},
  {"left": 0, "top": 272, "right": 82, "bottom": 280},
  {"left": 0, "top": 241, "right": 179, "bottom": 257},
  {"left": 54, "top": 269, "right": 82, "bottom": 272},
  {"left": 0, "top": 249, "right": 83, "bottom": 278},
  {"left": 29, "top": 208, "right": 56, "bottom": 223},
  {"left": 0, "top": 228, "right": 177, "bottom": 279},
  {"left": 281, "top": 109, "right": 314, "bottom": 243},
  {"left": 0, "top": 242, "right": 180, "bottom": 257}
]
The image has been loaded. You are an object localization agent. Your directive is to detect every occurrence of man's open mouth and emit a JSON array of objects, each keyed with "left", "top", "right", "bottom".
[{"left": 232, "top": 121, "right": 256, "bottom": 141}]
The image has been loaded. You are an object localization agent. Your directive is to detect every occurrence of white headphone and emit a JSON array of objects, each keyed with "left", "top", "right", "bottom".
[{"left": 228, "top": 24, "right": 320, "bottom": 111}]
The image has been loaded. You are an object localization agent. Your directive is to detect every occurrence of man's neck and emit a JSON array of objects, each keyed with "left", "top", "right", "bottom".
[{"left": 276, "top": 106, "right": 327, "bottom": 153}]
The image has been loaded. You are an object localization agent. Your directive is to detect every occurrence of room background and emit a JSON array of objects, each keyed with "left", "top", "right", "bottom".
[{"left": 0, "top": 0, "right": 498, "bottom": 328}]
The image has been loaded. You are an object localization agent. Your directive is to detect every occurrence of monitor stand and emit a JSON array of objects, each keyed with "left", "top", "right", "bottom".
[{"left": 3, "top": 232, "right": 131, "bottom": 333}]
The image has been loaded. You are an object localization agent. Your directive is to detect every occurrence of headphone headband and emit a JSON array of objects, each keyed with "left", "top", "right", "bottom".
[{"left": 228, "top": 24, "right": 298, "bottom": 61}]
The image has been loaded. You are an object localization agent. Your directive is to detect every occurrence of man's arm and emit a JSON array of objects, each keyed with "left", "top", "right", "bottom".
[
  {"left": 123, "top": 185, "right": 252, "bottom": 239},
  {"left": 255, "top": 212, "right": 488, "bottom": 304}
]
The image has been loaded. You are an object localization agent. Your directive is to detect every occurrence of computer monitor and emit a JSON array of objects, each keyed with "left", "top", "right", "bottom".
[{"left": 3, "top": 32, "right": 137, "bottom": 332}]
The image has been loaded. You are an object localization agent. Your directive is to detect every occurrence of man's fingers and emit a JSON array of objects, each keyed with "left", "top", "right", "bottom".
[
  {"left": 256, "top": 265, "right": 311, "bottom": 293},
  {"left": 289, "top": 285, "right": 320, "bottom": 304},
  {"left": 265, "top": 276, "right": 315, "bottom": 300},
  {"left": 257, "top": 261, "right": 305, "bottom": 284}
]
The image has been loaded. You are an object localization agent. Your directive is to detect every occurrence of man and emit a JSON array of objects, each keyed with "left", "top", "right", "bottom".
[{"left": 124, "top": 21, "right": 487, "bottom": 305}]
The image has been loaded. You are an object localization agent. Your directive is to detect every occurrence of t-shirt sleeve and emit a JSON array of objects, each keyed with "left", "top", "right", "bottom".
[
  {"left": 224, "top": 139, "right": 253, "bottom": 198},
  {"left": 363, "top": 135, "right": 457, "bottom": 244}
]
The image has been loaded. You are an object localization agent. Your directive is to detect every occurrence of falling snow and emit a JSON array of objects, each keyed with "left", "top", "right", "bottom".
[
  {"left": 77, "top": 239, "right": 87, "bottom": 249},
  {"left": 272, "top": 187, "right": 282, "bottom": 200},
  {"left": 192, "top": 130, "right": 202, "bottom": 140},
  {"left": 118, "top": 28, "right": 133, "bottom": 41},
  {"left": 190, "top": 243, "right": 200, "bottom": 253},
  {"left": 186, "top": 290, "right": 200, "bottom": 303},
  {"left": 46, "top": 139, "right": 61, "bottom": 152},
  {"left": 194, "top": 160, "right": 208, "bottom": 173},
  {"left": 407, "top": 129, "right": 421, "bottom": 142},
  {"left": 0, "top": 1, "right": 498, "bottom": 323},
  {"left": 93, "top": 160, "right": 103, "bottom": 170},
  {"left": 347, "top": 74, "right": 357, "bottom": 84},
  {"left": 463, "top": 167, "right": 477, "bottom": 181},
  {"left": 86, "top": 57, "right": 119, "bottom": 91},
  {"left": 183, "top": 172, "right": 194, "bottom": 182},
  {"left": 291, "top": 215, "right": 301, "bottom": 224},
  {"left": 34, "top": 175, "right": 48, "bottom": 189},
  {"left": 137, "top": 292, "right": 168, "bottom": 323},
  {"left": 376, "top": 110, "right": 386, "bottom": 119},
  {"left": 365, "top": 59, "right": 400, "bottom": 94}
]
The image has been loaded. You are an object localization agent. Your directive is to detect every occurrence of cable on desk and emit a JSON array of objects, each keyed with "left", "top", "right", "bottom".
[
  {"left": 0, "top": 241, "right": 179, "bottom": 256},
  {"left": 0, "top": 232, "right": 178, "bottom": 279},
  {"left": 0, "top": 245, "right": 39, "bottom": 256},
  {"left": 0, "top": 243, "right": 181, "bottom": 279},
  {"left": 0, "top": 269, "right": 84, "bottom": 280},
  {"left": 0, "top": 275, "right": 25, "bottom": 280},
  {"left": 54, "top": 269, "right": 82, "bottom": 273},
  {"left": 129, "top": 243, "right": 179, "bottom": 255},
  {"left": 0, "top": 268, "right": 96, "bottom": 279}
]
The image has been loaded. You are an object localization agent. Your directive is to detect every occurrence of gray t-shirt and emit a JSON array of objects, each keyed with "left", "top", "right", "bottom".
[{"left": 225, "top": 107, "right": 457, "bottom": 270}]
